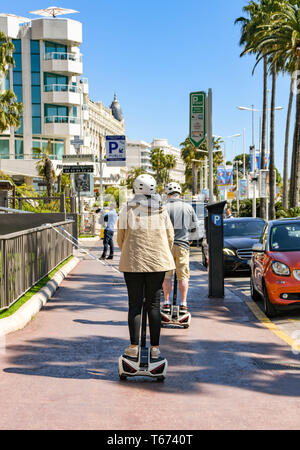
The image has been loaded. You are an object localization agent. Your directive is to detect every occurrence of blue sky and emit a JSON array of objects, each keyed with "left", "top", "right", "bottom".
[{"left": 7, "top": 0, "right": 293, "bottom": 175}]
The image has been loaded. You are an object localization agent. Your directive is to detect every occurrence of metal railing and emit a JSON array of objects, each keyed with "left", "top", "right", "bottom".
[
  {"left": 44, "top": 84, "right": 80, "bottom": 93},
  {"left": 0, "top": 153, "right": 63, "bottom": 160},
  {"left": 44, "top": 52, "right": 82, "bottom": 62},
  {"left": 0, "top": 221, "right": 73, "bottom": 311},
  {"left": 44, "top": 116, "right": 80, "bottom": 124}
]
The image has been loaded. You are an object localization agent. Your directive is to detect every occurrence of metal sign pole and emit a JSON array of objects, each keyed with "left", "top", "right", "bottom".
[
  {"left": 99, "top": 136, "right": 104, "bottom": 210},
  {"left": 207, "top": 89, "right": 214, "bottom": 204}
]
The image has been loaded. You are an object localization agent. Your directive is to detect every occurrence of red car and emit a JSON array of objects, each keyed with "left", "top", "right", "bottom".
[{"left": 250, "top": 219, "right": 300, "bottom": 318}]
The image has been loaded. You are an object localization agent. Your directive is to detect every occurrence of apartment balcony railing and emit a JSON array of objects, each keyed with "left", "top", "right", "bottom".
[
  {"left": 45, "top": 116, "right": 80, "bottom": 124},
  {"left": 44, "top": 84, "right": 81, "bottom": 93},
  {"left": 44, "top": 52, "right": 82, "bottom": 62},
  {"left": 43, "top": 116, "right": 81, "bottom": 136},
  {"left": 0, "top": 154, "right": 63, "bottom": 161}
]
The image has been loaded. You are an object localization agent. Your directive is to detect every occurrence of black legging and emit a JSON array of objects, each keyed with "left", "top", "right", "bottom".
[{"left": 124, "top": 272, "right": 166, "bottom": 347}]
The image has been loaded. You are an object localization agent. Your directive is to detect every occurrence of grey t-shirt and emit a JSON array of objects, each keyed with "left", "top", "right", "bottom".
[{"left": 165, "top": 198, "right": 199, "bottom": 249}]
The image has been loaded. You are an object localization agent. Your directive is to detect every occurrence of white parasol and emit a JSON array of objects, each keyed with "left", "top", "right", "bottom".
[{"left": 28, "top": 6, "right": 79, "bottom": 18}]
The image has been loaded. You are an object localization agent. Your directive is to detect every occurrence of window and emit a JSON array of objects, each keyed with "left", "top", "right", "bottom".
[
  {"left": 44, "top": 72, "right": 68, "bottom": 88},
  {"left": 55, "top": 142, "right": 64, "bottom": 159},
  {"left": 15, "top": 140, "right": 24, "bottom": 159},
  {"left": 0, "top": 140, "right": 9, "bottom": 159},
  {"left": 45, "top": 41, "right": 67, "bottom": 54},
  {"left": 30, "top": 40, "right": 40, "bottom": 54},
  {"left": 31, "top": 40, "right": 41, "bottom": 135}
]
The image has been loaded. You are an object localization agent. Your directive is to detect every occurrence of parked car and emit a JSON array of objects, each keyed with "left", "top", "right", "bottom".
[
  {"left": 190, "top": 201, "right": 207, "bottom": 246},
  {"left": 250, "top": 218, "right": 300, "bottom": 318},
  {"left": 202, "top": 217, "right": 266, "bottom": 273}
]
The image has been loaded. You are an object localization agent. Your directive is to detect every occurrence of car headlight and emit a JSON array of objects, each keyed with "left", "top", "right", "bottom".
[
  {"left": 223, "top": 248, "right": 236, "bottom": 256},
  {"left": 272, "top": 261, "right": 291, "bottom": 277}
]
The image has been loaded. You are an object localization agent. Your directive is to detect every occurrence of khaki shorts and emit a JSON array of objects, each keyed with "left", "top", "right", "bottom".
[{"left": 166, "top": 244, "right": 190, "bottom": 281}]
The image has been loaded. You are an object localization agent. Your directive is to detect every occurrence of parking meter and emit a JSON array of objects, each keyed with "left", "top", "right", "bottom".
[{"left": 206, "top": 201, "right": 226, "bottom": 298}]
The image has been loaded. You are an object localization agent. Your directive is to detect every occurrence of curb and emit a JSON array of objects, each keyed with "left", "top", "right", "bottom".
[{"left": 0, "top": 256, "right": 80, "bottom": 336}]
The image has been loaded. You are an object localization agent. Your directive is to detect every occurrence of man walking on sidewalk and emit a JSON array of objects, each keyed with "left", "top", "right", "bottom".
[
  {"left": 100, "top": 203, "right": 118, "bottom": 260},
  {"left": 162, "top": 182, "right": 199, "bottom": 314}
]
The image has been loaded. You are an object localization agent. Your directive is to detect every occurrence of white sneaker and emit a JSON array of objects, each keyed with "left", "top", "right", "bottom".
[
  {"left": 125, "top": 345, "right": 139, "bottom": 358},
  {"left": 151, "top": 347, "right": 161, "bottom": 359}
]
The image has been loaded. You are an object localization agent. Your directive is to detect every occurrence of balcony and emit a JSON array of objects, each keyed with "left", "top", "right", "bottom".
[
  {"left": 82, "top": 104, "right": 89, "bottom": 121},
  {"left": 80, "top": 78, "right": 89, "bottom": 95},
  {"left": 44, "top": 116, "right": 81, "bottom": 137},
  {"left": 43, "top": 84, "right": 81, "bottom": 106},
  {"left": 31, "top": 18, "right": 82, "bottom": 46},
  {"left": 43, "top": 52, "right": 83, "bottom": 76},
  {"left": 0, "top": 153, "right": 63, "bottom": 178}
]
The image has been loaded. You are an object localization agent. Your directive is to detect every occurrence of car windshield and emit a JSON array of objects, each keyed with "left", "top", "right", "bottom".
[
  {"left": 270, "top": 223, "right": 300, "bottom": 251},
  {"left": 224, "top": 220, "right": 265, "bottom": 239},
  {"left": 191, "top": 203, "right": 207, "bottom": 219}
]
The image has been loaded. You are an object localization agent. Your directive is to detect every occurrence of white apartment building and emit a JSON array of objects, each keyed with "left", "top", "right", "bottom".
[
  {"left": 151, "top": 138, "right": 185, "bottom": 184},
  {"left": 126, "top": 140, "right": 154, "bottom": 174},
  {"left": 83, "top": 94, "right": 126, "bottom": 188},
  {"left": 0, "top": 14, "right": 88, "bottom": 188}
]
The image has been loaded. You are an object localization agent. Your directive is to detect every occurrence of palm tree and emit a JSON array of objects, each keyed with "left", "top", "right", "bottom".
[
  {"left": 235, "top": 0, "right": 286, "bottom": 219},
  {"left": 150, "top": 147, "right": 165, "bottom": 185},
  {"left": 35, "top": 140, "right": 56, "bottom": 198},
  {"left": 0, "top": 31, "right": 14, "bottom": 73},
  {"left": 251, "top": 1, "right": 300, "bottom": 208},
  {"left": 0, "top": 32, "right": 23, "bottom": 132},
  {"left": 282, "top": 71, "right": 295, "bottom": 210},
  {"left": 180, "top": 137, "right": 222, "bottom": 194},
  {"left": 163, "top": 153, "right": 177, "bottom": 184},
  {"left": 0, "top": 90, "right": 22, "bottom": 132},
  {"left": 126, "top": 167, "right": 146, "bottom": 190}
]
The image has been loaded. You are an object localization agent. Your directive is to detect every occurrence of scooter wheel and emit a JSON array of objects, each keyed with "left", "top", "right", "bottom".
[
  {"left": 156, "top": 376, "right": 165, "bottom": 382},
  {"left": 119, "top": 374, "right": 127, "bottom": 381}
]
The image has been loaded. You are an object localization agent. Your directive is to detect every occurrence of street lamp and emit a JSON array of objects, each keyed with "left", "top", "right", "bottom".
[
  {"left": 233, "top": 160, "right": 243, "bottom": 215},
  {"left": 214, "top": 134, "right": 241, "bottom": 165}
]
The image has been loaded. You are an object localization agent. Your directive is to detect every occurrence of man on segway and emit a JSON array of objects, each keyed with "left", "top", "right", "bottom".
[{"left": 162, "top": 182, "right": 199, "bottom": 315}]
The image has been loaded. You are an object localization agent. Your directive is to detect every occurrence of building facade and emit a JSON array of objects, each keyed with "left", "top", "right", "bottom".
[
  {"left": 126, "top": 139, "right": 154, "bottom": 175},
  {"left": 0, "top": 14, "right": 127, "bottom": 194},
  {"left": 83, "top": 94, "right": 126, "bottom": 188},
  {"left": 0, "top": 14, "right": 87, "bottom": 188}
]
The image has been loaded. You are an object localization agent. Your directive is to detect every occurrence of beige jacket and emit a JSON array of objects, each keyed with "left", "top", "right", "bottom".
[{"left": 117, "top": 196, "right": 175, "bottom": 273}]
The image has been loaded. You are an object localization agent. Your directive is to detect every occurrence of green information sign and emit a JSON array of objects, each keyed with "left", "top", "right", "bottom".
[{"left": 189, "top": 91, "right": 206, "bottom": 148}]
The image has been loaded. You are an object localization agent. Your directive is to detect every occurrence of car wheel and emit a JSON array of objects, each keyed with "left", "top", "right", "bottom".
[
  {"left": 263, "top": 284, "right": 277, "bottom": 318},
  {"left": 250, "top": 276, "right": 261, "bottom": 301}
]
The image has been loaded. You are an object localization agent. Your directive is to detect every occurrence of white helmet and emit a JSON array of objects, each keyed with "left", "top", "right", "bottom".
[
  {"left": 133, "top": 174, "right": 157, "bottom": 195},
  {"left": 165, "top": 182, "right": 182, "bottom": 195}
]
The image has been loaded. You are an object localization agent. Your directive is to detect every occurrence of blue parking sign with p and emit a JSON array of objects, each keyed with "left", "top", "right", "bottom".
[
  {"left": 106, "top": 135, "right": 126, "bottom": 167},
  {"left": 212, "top": 214, "right": 222, "bottom": 227}
]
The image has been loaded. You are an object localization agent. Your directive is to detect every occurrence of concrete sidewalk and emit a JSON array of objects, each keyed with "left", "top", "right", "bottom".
[{"left": 0, "top": 239, "right": 300, "bottom": 430}]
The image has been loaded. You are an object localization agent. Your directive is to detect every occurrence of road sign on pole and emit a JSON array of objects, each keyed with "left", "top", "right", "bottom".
[
  {"left": 71, "top": 136, "right": 84, "bottom": 151},
  {"left": 105, "top": 135, "right": 126, "bottom": 167},
  {"left": 63, "top": 165, "right": 94, "bottom": 174},
  {"left": 189, "top": 91, "right": 206, "bottom": 148}
]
